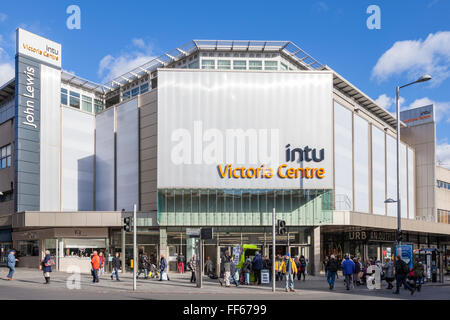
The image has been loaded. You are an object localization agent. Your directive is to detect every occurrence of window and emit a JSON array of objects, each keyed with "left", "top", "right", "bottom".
[
  {"left": 438, "top": 209, "right": 450, "bottom": 224},
  {"left": 188, "top": 61, "right": 199, "bottom": 69},
  {"left": 140, "top": 83, "right": 149, "bottom": 94},
  {"left": 201, "top": 60, "right": 215, "bottom": 69},
  {"left": 61, "top": 88, "right": 68, "bottom": 105},
  {"left": 217, "top": 60, "right": 231, "bottom": 70},
  {"left": 69, "top": 91, "right": 80, "bottom": 109},
  {"left": 437, "top": 180, "right": 450, "bottom": 190},
  {"left": 94, "top": 99, "right": 104, "bottom": 114},
  {"left": 280, "top": 63, "right": 288, "bottom": 70},
  {"left": 17, "top": 240, "right": 39, "bottom": 257},
  {"left": 264, "top": 61, "right": 278, "bottom": 70},
  {"left": 0, "top": 190, "right": 12, "bottom": 202},
  {"left": 249, "top": 60, "right": 262, "bottom": 70},
  {"left": 0, "top": 144, "right": 12, "bottom": 169},
  {"left": 131, "top": 87, "right": 139, "bottom": 97},
  {"left": 81, "top": 95, "right": 93, "bottom": 113},
  {"left": 123, "top": 91, "right": 130, "bottom": 100},
  {"left": 233, "top": 60, "right": 246, "bottom": 70}
]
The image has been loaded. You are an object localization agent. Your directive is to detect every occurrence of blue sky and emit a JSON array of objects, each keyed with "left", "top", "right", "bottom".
[{"left": 0, "top": 0, "right": 449, "bottom": 165}]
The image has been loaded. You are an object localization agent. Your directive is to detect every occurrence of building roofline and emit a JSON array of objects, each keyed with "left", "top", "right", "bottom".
[{"left": 0, "top": 78, "right": 15, "bottom": 105}]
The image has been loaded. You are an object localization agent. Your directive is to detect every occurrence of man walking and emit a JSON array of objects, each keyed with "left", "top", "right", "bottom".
[
  {"left": 229, "top": 256, "right": 239, "bottom": 287},
  {"left": 280, "top": 253, "right": 297, "bottom": 292},
  {"left": 91, "top": 251, "right": 100, "bottom": 283},
  {"left": 394, "top": 255, "right": 415, "bottom": 295},
  {"left": 111, "top": 252, "right": 121, "bottom": 281},
  {"left": 136, "top": 252, "right": 149, "bottom": 279},
  {"left": 189, "top": 254, "right": 197, "bottom": 283},
  {"left": 326, "top": 255, "right": 338, "bottom": 290},
  {"left": 177, "top": 253, "right": 185, "bottom": 274},
  {"left": 383, "top": 258, "right": 395, "bottom": 289},
  {"left": 341, "top": 255, "right": 355, "bottom": 290},
  {"left": 219, "top": 251, "right": 232, "bottom": 287},
  {"left": 205, "top": 256, "right": 214, "bottom": 277},
  {"left": 6, "top": 250, "right": 18, "bottom": 280},
  {"left": 412, "top": 258, "right": 424, "bottom": 292}
]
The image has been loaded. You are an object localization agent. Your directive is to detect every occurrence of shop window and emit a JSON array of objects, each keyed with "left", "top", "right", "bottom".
[
  {"left": 217, "top": 60, "right": 231, "bottom": 70},
  {"left": 264, "top": 61, "right": 278, "bottom": 70},
  {"left": 201, "top": 60, "right": 215, "bottom": 69},
  {"left": 131, "top": 87, "right": 139, "bottom": 97},
  {"left": 0, "top": 144, "right": 11, "bottom": 169},
  {"left": 69, "top": 91, "right": 81, "bottom": 109},
  {"left": 61, "top": 88, "right": 68, "bottom": 105},
  {"left": 249, "top": 60, "right": 263, "bottom": 70},
  {"left": 17, "top": 240, "right": 39, "bottom": 257},
  {"left": 233, "top": 60, "right": 247, "bottom": 70},
  {"left": 81, "top": 95, "right": 93, "bottom": 113}
]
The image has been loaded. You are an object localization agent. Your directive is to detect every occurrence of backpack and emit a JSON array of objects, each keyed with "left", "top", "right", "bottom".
[{"left": 402, "top": 261, "right": 409, "bottom": 274}]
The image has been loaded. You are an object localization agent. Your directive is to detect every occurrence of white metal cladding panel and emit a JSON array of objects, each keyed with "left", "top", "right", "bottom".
[
  {"left": 116, "top": 99, "right": 139, "bottom": 211},
  {"left": 157, "top": 70, "right": 333, "bottom": 189},
  {"left": 40, "top": 64, "right": 61, "bottom": 211},
  {"left": 95, "top": 108, "right": 115, "bottom": 211},
  {"left": 408, "top": 147, "right": 415, "bottom": 219},
  {"left": 400, "top": 142, "right": 408, "bottom": 219},
  {"left": 61, "top": 108, "right": 95, "bottom": 211}
]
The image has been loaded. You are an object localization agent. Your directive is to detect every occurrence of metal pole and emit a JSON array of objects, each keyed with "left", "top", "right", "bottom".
[
  {"left": 133, "top": 204, "right": 137, "bottom": 291},
  {"left": 396, "top": 86, "right": 401, "bottom": 247},
  {"left": 198, "top": 239, "right": 203, "bottom": 288},
  {"left": 272, "top": 208, "right": 276, "bottom": 293}
]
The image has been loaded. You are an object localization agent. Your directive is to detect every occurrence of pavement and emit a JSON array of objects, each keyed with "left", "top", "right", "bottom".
[{"left": 0, "top": 267, "right": 449, "bottom": 300}]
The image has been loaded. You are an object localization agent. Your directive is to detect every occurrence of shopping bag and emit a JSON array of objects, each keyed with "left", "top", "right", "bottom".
[{"left": 161, "top": 271, "right": 168, "bottom": 281}]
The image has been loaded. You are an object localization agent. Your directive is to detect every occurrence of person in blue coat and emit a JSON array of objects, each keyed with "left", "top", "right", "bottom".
[
  {"left": 41, "top": 250, "right": 54, "bottom": 284},
  {"left": 252, "top": 252, "right": 263, "bottom": 285},
  {"left": 159, "top": 254, "right": 170, "bottom": 281},
  {"left": 7, "top": 250, "right": 18, "bottom": 280},
  {"left": 341, "top": 255, "right": 355, "bottom": 290}
]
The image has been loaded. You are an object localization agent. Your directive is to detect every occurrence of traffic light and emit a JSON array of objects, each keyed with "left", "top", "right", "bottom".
[
  {"left": 397, "top": 230, "right": 403, "bottom": 242},
  {"left": 277, "top": 220, "right": 286, "bottom": 235},
  {"left": 124, "top": 217, "right": 131, "bottom": 232}
]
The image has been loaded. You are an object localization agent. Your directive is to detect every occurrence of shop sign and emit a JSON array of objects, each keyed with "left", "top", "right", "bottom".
[
  {"left": 345, "top": 231, "right": 395, "bottom": 242},
  {"left": 186, "top": 228, "right": 201, "bottom": 237},
  {"left": 261, "top": 269, "right": 270, "bottom": 284},
  {"left": 397, "top": 244, "right": 413, "bottom": 269}
]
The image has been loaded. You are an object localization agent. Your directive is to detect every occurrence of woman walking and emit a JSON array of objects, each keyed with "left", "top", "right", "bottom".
[
  {"left": 189, "top": 254, "right": 197, "bottom": 283},
  {"left": 41, "top": 250, "right": 54, "bottom": 284}
]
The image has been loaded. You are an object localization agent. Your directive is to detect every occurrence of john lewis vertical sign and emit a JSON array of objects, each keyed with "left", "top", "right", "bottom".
[{"left": 14, "top": 28, "right": 62, "bottom": 212}]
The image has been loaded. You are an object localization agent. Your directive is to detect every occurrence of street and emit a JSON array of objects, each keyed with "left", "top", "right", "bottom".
[{"left": 0, "top": 268, "right": 449, "bottom": 300}]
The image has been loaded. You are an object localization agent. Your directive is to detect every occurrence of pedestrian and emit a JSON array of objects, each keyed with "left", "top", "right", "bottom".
[
  {"left": 393, "top": 255, "right": 415, "bottom": 295},
  {"left": 177, "top": 253, "right": 185, "bottom": 274},
  {"left": 41, "top": 250, "right": 54, "bottom": 284},
  {"left": 326, "top": 254, "right": 338, "bottom": 290},
  {"left": 341, "top": 255, "right": 355, "bottom": 290},
  {"left": 159, "top": 254, "right": 169, "bottom": 281},
  {"left": 323, "top": 256, "right": 329, "bottom": 276},
  {"left": 91, "top": 251, "right": 100, "bottom": 283},
  {"left": 219, "top": 251, "right": 232, "bottom": 287},
  {"left": 229, "top": 256, "right": 239, "bottom": 287},
  {"left": 383, "top": 257, "right": 394, "bottom": 289},
  {"left": 353, "top": 258, "right": 361, "bottom": 286},
  {"left": 280, "top": 253, "right": 297, "bottom": 292},
  {"left": 275, "top": 255, "right": 283, "bottom": 281},
  {"left": 189, "top": 254, "right": 197, "bottom": 283},
  {"left": 99, "top": 252, "right": 105, "bottom": 276},
  {"left": 298, "top": 255, "right": 307, "bottom": 281},
  {"left": 412, "top": 258, "right": 424, "bottom": 292},
  {"left": 6, "top": 250, "right": 18, "bottom": 280},
  {"left": 205, "top": 256, "right": 214, "bottom": 277},
  {"left": 252, "top": 251, "right": 263, "bottom": 285},
  {"left": 136, "top": 252, "right": 149, "bottom": 279},
  {"left": 243, "top": 257, "right": 252, "bottom": 285},
  {"left": 294, "top": 256, "right": 301, "bottom": 281},
  {"left": 111, "top": 252, "right": 121, "bottom": 281}
]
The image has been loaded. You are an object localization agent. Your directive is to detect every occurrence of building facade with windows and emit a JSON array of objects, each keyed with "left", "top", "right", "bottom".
[{"left": 0, "top": 29, "right": 449, "bottom": 274}]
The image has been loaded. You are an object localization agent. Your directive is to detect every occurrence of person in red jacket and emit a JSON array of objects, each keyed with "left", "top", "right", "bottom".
[{"left": 91, "top": 251, "right": 100, "bottom": 283}]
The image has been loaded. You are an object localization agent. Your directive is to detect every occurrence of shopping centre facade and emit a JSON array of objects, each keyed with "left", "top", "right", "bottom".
[{"left": 0, "top": 29, "right": 449, "bottom": 274}]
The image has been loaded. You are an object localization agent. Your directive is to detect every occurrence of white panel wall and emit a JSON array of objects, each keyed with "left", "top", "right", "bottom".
[
  {"left": 408, "top": 147, "right": 415, "bottom": 219},
  {"left": 95, "top": 108, "right": 115, "bottom": 211},
  {"left": 61, "top": 108, "right": 95, "bottom": 211},
  {"left": 354, "top": 114, "right": 369, "bottom": 213},
  {"left": 386, "top": 135, "right": 397, "bottom": 217},
  {"left": 400, "top": 143, "right": 408, "bottom": 219},
  {"left": 158, "top": 70, "right": 334, "bottom": 189},
  {"left": 372, "top": 126, "right": 386, "bottom": 215},
  {"left": 116, "top": 99, "right": 139, "bottom": 211},
  {"left": 40, "top": 64, "right": 61, "bottom": 211},
  {"left": 334, "top": 102, "right": 353, "bottom": 210}
]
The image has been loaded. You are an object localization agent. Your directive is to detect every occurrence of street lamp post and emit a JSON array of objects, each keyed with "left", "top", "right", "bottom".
[{"left": 390, "top": 75, "right": 431, "bottom": 247}]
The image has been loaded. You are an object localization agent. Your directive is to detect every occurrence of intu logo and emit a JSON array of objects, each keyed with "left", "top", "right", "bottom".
[{"left": 285, "top": 144, "right": 324, "bottom": 163}]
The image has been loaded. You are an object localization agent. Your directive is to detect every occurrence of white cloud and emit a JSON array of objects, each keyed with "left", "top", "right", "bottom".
[
  {"left": 0, "top": 13, "right": 7, "bottom": 23},
  {"left": 372, "top": 31, "right": 450, "bottom": 86},
  {"left": 374, "top": 94, "right": 404, "bottom": 110},
  {"left": 0, "top": 47, "right": 14, "bottom": 87},
  {"left": 98, "top": 39, "right": 155, "bottom": 83},
  {"left": 437, "top": 143, "right": 450, "bottom": 169}
]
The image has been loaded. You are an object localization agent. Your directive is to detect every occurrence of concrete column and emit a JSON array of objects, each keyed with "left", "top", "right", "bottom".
[
  {"left": 311, "top": 226, "right": 321, "bottom": 276},
  {"left": 159, "top": 228, "right": 168, "bottom": 267}
]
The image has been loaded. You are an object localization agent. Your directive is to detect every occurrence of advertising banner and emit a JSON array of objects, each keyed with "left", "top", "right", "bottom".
[
  {"left": 157, "top": 69, "right": 333, "bottom": 190},
  {"left": 397, "top": 244, "right": 413, "bottom": 269}
]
